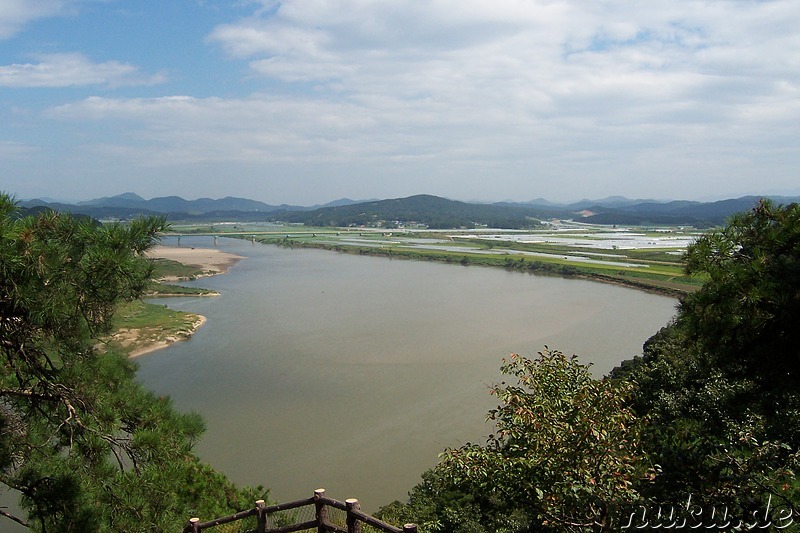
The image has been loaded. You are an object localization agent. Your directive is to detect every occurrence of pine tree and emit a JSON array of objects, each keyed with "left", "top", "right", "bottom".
[{"left": 0, "top": 193, "right": 263, "bottom": 531}]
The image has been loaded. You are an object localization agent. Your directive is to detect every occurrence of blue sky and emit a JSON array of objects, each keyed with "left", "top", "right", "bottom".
[{"left": 1, "top": 0, "right": 799, "bottom": 205}]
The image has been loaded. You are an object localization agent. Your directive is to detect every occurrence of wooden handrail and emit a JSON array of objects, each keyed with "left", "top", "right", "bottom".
[{"left": 184, "top": 489, "right": 417, "bottom": 533}]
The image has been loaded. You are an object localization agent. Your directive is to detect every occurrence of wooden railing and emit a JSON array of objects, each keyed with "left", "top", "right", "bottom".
[{"left": 183, "top": 489, "right": 417, "bottom": 533}]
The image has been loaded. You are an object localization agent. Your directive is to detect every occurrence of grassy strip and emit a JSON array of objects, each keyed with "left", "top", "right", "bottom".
[
  {"left": 151, "top": 257, "right": 208, "bottom": 280},
  {"left": 254, "top": 236, "right": 699, "bottom": 296},
  {"left": 147, "top": 257, "right": 219, "bottom": 296},
  {"left": 103, "top": 299, "right": 203, "bottom": 356},
  {"left": 113, "top": 299, "right": 192, "bottom": 330},
  {"left": 146, "top": 281, "right": 217, "bottom": 297}
]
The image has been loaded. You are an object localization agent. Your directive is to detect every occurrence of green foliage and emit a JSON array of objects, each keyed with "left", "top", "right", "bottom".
[
  {"left": 150, "top": 257, "right": 207, "bottom": 281},
  {"left": 680, "top": 198, "right": 800, "bottom": 386},
  {"left": 385, "top": 349, "right": 651, "bottom": 532},
  {"left": 610, "top": 199, "right": 800, "bottom": 523},
  {"left": 620, "top": 322, "right": 800, "bottom": 522},
  {"left": 0, "top": 194, "right": 263, "bottom": 531},
  {"left": 378, "top": 465, "right": 535, "bottom": 533}
]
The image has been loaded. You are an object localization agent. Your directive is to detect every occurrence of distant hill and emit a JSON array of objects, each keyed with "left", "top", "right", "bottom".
[
  {"left": 19, "top": 193, "right": 364, "bottom": 221},
  {"left": 274, "top": 194, "right": 800, "bottom": 228},
  {"left": 16, "top": 192, "right": 800, "bottom": 229},
  {"left": 79, "top": 192, "right": 146, "bottom": 206},
  {"left": 272, "top": 194, "right": 567, "bottom": 229},
  {"left": 579, "top": 196, "right": 800, "bottom": 227},
  {"left": 496, "top": 196, "right": 667, "bottom": 210},
  {"left": 76, "top": 193, "right": 281, "bottom": 213}
]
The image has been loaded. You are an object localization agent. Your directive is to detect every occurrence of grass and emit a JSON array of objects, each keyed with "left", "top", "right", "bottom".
[
  {"left": 113, "top": 299, "right": 191, "bottom": 330},
  {"left": 147, "top": 258, "right": 219, "bottom": 296},
  {"left": 151, "top": 257, "right": 208, "bottom": 280},
  {"left": 103, "top": 299, "right": 203, "bottom": 356},
  {"left": 147, "top": 281, "right": 217, "bottom": 297}
]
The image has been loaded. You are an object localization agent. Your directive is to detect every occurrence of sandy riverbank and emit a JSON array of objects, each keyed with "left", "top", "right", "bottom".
[
  {"left": 147, "top": 245, "right": 245, "bottom": 280},
  {"left": 124, "top": 315, "right": 208, "bottom": 358},
  {"left": 120, "top": 246, "right": 244, "bottom": 357}
]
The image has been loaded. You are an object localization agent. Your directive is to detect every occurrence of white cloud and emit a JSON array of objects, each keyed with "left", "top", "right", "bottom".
[
  {"left": 0, "top": 140, "right": 38, "bottom": 159},
  {"left": 48, "top": 94, "right": 408, "bottom": 165},
  {"left": 207, "top": 1, "right": 800, "bottom": 121},
  {"left": 0, "top": 0, "right": 72, "bottom": 39},
  {"left": 0, "top": 53, "right": 167, "bottom": 88}
]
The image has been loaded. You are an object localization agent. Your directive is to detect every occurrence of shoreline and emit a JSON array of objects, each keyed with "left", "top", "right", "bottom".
[
  {"left": 127, "top": 316, "right": 208, "bottom": 358},
  {"left": 123, "top": 246, "right": 244, "bottom": 357}
]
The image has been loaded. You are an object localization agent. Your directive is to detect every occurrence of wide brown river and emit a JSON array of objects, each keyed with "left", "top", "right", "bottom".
[{"left": 136, "top": 236, "right": 677, "bottom": 512}]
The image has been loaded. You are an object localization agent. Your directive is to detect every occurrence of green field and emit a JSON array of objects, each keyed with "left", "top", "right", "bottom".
[{"left": 174, "top": 223, "right": 704, "bottom": 296}]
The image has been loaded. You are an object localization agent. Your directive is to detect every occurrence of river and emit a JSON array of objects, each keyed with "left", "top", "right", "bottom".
[{"left": 135, "top": 236, "right": 677, "bottom": 512}]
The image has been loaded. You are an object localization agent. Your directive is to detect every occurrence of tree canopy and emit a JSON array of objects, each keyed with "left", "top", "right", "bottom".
[
  {"left": 680, "top": 198, "right": 800, "bottom": 385},
  {"left": 378, "top": 350, "right": 651, "bottom": 532},
  {"left": 621, "top": 199, "right": 800, "bottom": 520},
  {"left": 0, "top": 193, "right": 262, "bottom": 531},
  {"left": 438, "top": 350, "right": 650, "bottom": 530}
]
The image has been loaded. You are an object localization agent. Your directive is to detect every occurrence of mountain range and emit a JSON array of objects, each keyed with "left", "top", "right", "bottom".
[{"left": 18, "top": 192, "right": 800, "bottom": 229}]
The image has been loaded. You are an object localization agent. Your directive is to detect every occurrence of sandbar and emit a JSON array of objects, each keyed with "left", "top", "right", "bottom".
[
  {"left": 126, "top": 316, "right": 208, "bottom": 358},
  {"left": 147, "top": 245, "right": 245, "bottom": 279}
]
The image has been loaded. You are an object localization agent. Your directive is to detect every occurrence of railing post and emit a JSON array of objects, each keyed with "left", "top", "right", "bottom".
[
  {"left": 256, "top": 499, "right": 267, "bottom": 533},
  {"left": 314, "top": 488, "right": 328, "bottom": 532},
  {"left": 184, "top": 517, "right": 200, "bottom": 533},
  {"left": 403, "top": 524, "right": 418, "bottom": 533},
  {"left": 345, "top": 498, "right": 362, "bottom": 533}
]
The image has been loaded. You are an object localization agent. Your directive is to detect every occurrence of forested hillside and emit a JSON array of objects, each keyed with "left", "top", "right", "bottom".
[{"left": 271, "top": 194, "right": 563, "bottom": 229}]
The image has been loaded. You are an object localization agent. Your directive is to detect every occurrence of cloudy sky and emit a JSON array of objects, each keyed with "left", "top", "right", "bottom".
[{"left": 1, "top": 1, "right": 798, "bottom": 205}]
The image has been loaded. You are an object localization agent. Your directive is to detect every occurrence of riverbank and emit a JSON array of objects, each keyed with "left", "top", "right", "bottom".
[
  {"left": 114, "top": 314, "right": 208, "bottom": 358},
  {"left": 108, "top": 246, "right": 244, "bottom": 357}
]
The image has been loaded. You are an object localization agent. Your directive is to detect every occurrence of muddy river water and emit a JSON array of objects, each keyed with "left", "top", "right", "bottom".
[{"left": 136, "top": 236, "right": 677, "bottom": 511}]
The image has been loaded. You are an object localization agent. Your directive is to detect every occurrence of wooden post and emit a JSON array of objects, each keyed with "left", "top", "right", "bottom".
[
  {"left": 256, "top": 499, "right": 267, "bottom": 533},
  {"left": 314, "top": 488, "right": 328, "bottom": 533},
  {"left": 184, "top": 517, "right": 200, "bottom": 533},
  {"left": 345, "top": 498, "right": 362, "bottom": 533},
  {"left": 402, "top": 524, "right": 418, "bottom": 533}
]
